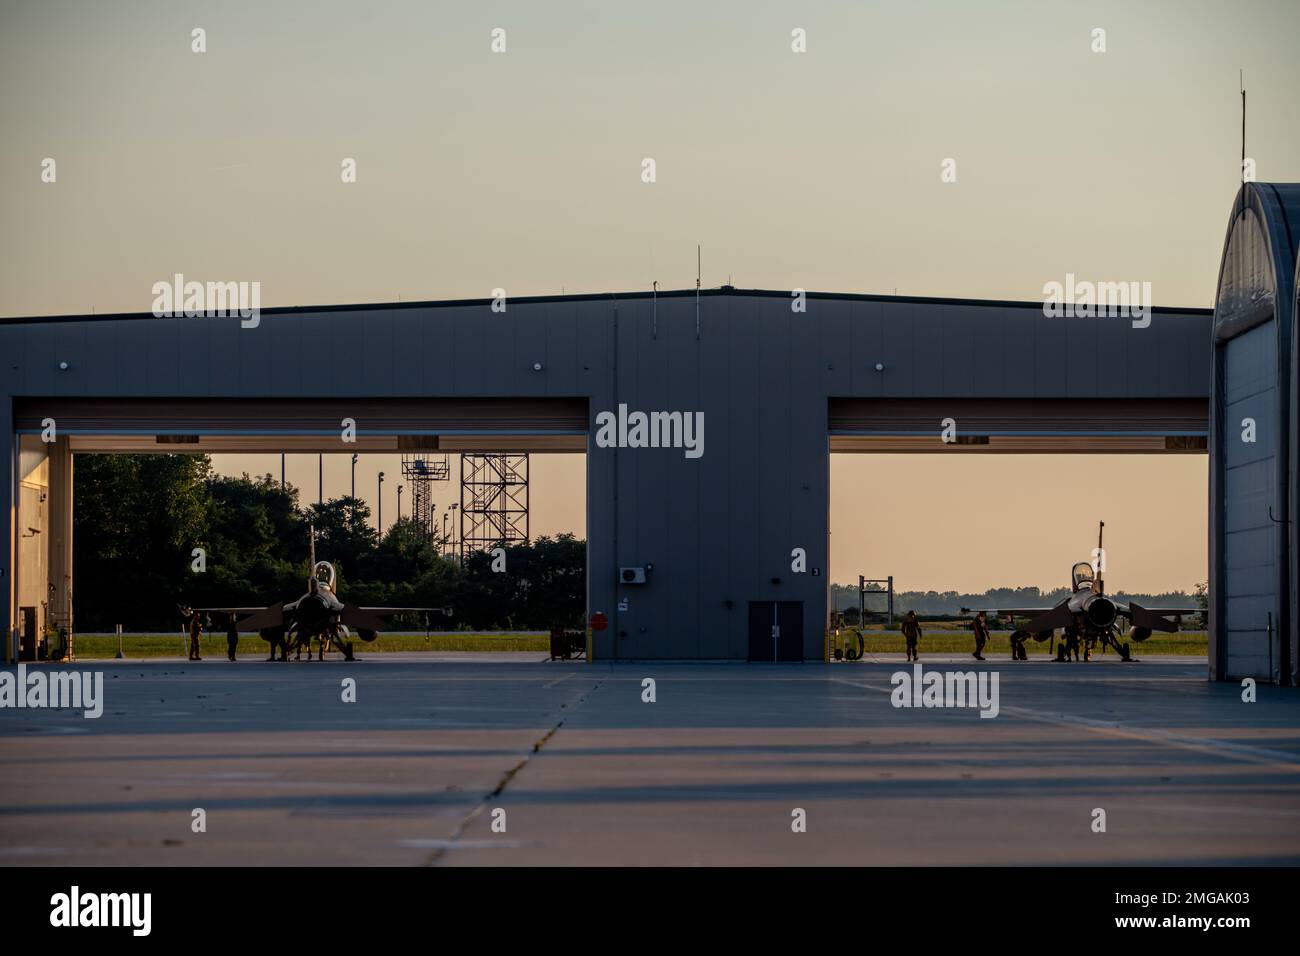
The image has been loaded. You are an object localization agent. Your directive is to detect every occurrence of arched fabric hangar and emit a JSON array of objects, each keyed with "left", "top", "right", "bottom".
[{"left": 1209, "top": 182, "right": 1300, "bottom": 685}]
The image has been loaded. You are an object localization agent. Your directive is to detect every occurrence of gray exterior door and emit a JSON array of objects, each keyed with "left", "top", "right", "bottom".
[
  {"left": 776, "top": 601, "right": 803, "bottom": 661},
  {"left": 1221, "top": 321, "right": 1279, "bottom": 679},
  {"left": 748, "top": 601, "right": 803, "bottom": 662}
]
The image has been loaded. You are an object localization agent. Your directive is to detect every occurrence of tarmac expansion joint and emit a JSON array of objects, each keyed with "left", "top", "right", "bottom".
[{"left": 420, "top": 680, "right": 605, "bottom": 865}]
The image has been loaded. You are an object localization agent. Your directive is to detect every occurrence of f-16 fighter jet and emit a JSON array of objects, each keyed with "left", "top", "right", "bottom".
[
  {"left": 960, "top": 522, "right": 1201, "bottom": 662},
  {"left": 188, "top": 525, "right": 439, "bottom": 661}
]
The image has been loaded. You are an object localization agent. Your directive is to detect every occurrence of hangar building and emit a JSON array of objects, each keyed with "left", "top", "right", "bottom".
[
  {"left": 1210, "top": 182, "right": 1300, "bottom": 686},
  {"left": 1, "top": 182, "right": 1293, "bottom": 679}
]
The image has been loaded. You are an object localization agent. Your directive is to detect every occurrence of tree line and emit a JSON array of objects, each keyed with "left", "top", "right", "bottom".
[{"left": 73, "top": 454, "right": 585, "bottom": 632}]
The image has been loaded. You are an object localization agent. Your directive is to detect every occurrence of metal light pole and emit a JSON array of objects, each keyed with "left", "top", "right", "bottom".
[
  {"left": 450, "top": 502, "right": 459, "bottom": 561},
  {"left": 350, "top": 453, "right": 358, "bottom": 499},
  {"left": 377, "top": 471, "right": 385, "bottom": 534},
  {"left": 318, "top": 453, "right": 323, "bottom": 506},
  {"left": 397, "top": 484, "right": 403, "bottom": 522},
  {"left": 280, "top": 453, "right": 285, "bottom": 489},
  {"left": 441, "top": 512, "right": 448, "bottom": 552}
]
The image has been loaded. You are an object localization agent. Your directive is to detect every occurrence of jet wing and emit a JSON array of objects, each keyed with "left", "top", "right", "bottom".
[
  {"left": 961, "top": 601, "right": 1075, "bottom": 633},
  {"left": 960, "top": 606, "right": 1055, "bottom": 618},
  {"left": 1119, "top": 602, "right": 1202, "bottom": 633},
  {"left": 353, "top": 607, "right": 441, "bottom": 615},
  {"left": 338, "top": 605, "right": 444, "bottom": 633},
  {"left": 192, "top": 603, "right": 443, "bottom": 634},
  {"left": 191, "top": 603, "right": 287, "bottom": 632},
  {"left": 191, "top": 607, "right": 270, "bottom": 616}
]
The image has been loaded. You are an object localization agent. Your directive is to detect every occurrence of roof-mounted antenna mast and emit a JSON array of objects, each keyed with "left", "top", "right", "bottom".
[
  {"left": 695, "top": 245, "right": 701, "bottom": 339},
  {"left": 1240, "top": 70, "right": 1247, "bottom": 182},
  {"left": 652, "top": 280, "right": 658, "bottom": 339}
]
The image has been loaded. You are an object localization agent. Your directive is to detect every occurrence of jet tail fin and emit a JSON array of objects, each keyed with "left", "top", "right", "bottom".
[
  {"left": 308, "top": 522, "right": 317, "bottom": 593},
  {"left": 1095, "top": 520, "right": 1105, "bottom": 594}
]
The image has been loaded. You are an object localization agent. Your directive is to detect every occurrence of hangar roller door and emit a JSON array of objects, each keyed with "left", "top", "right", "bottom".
[
  {"left": 1221, "top": 322, "right": 1280, "bottom": 679},
  {"left": 12, "top": 397, "right": 589, "bottom": 436}
]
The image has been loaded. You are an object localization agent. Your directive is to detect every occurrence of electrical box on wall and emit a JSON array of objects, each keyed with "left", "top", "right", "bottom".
[{"left": 620, "top": 567, "right": 647, "bottom": 585}]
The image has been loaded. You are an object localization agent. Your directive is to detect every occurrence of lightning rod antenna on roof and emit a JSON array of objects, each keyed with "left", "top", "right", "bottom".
[
  {"left": 1240, "top": 70, "right": 1247, "bottom": 183},
  {"left": 652, "top": 280, "right": 658, "bottom": 339}
]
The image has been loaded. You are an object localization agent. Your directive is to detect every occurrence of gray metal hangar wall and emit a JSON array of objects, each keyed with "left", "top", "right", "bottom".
[
  {"left": 1, "top": 289, "right": 1211, "bottom": 662},
  {"left": 1210, "top": 182, "right": 1300, "bottom": 685}
]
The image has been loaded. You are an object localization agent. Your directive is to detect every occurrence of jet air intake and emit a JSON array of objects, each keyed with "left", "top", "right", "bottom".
[
  {"left": 1085, "top": 596, "right": 1117, "bottom": 628},
  {"left": 297, "top": 593, "right": 331, "bottom": 631}
]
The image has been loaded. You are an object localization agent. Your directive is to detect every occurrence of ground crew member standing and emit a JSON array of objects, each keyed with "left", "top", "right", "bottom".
[
  {"left": 1009, "top": 629, "right": 1028, "bottom": 661},
  {"left": 226, "top": 614, "right": 239, "bottom": 661},
  {"left": 266, "top": 627, "right": 287, "bottom": 662},
  {"left": 972, "top": 611, "right": 989, "bottom": 661},
  {"left": 186, "top": 609, "right": 203, "bottom": 661},
  {"left": 901, "top": 610, "right": 922, "bottom": 661}
]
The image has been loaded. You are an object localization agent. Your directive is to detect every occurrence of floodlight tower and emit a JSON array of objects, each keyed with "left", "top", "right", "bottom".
[{"left": 401, "top": 453, "right": 450, "bottom": 543}]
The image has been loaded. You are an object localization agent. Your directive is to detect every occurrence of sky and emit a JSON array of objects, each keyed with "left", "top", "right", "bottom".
[{"left": 4, "top": 0, "right": 1295, "bottom": 592}]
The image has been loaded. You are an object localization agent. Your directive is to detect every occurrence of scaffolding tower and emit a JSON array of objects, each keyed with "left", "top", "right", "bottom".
[
  {"left": 400, "top": 453, "right": 450, "bottom": 543},
  {"left": 460, "top": 454, "right": 529, "bottom": 560}
]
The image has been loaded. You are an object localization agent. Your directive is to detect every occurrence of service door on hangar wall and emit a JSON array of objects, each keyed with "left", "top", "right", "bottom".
[{"left": 748, "top": 601, "right": 803, "bottom": 662}]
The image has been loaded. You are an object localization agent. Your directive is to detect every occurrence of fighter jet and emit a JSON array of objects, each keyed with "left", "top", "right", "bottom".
[
  {"left": 960, "top": 521, "right": 1202, "bottom": 662},
  {"left": 189, "top": 525, "right": 442, "bottom": 661}
]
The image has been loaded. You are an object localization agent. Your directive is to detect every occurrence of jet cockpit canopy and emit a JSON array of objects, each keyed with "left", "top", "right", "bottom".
[{"left": 313, "top": 561, "right": 337, "bottom": 592}]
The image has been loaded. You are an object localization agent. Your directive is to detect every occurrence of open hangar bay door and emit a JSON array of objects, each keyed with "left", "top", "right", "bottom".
[
  {"left": 8, "top": 396, "right": 589, "bottom": 661},
  {"left": 827, "top": 395, "right": 1208, "bottom": 662},
  {"left": 1210, "top": 183, "right": 1299, "bottom": 686}
]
